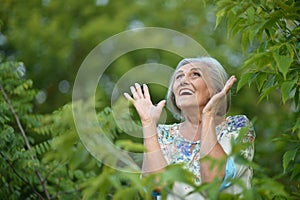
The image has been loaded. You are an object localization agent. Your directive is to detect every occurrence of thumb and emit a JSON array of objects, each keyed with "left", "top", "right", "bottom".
[{"left": 156, "top": 100, "right": 166, "bottom": 110}]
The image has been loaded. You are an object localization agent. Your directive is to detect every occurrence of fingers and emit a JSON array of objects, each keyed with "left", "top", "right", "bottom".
[
  {"left": 124, "top": 83, "right": 149, "bottom": 101},
  {"left": 224, "top": 75, "right": 237, "bottom": 94},
  {"left": 130, "top": 83, "right": 141, "bottom": 99},
  {"left": 143, "top": 84, "right": 150, "bottom": 100},
  {"left": 228, "top": 75, "right": 237, "bottom": 86},
  {"left": 203, "top": 76, "right": 237, "bottom": 115},
  {"left": 134, "top": 83, "right": 143, "bottom": 98},
  {"left": 210, "top": 75, "right": 236, "bottom": 100},
  {"left": 123, "top": 92, "right": 134, "bottom": 102},
  {"left": 157, "top": 100, "right": 166, "bottom": 110}
]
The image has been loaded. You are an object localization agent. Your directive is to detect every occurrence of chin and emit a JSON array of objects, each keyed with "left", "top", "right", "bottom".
[{"left": 176, "top": 101, "right": 199, "bottom": 110}]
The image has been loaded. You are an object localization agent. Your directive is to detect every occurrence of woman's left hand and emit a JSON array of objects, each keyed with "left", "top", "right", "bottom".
[{"left": 202, "top": 75, "right": 237, "bottom": 116}]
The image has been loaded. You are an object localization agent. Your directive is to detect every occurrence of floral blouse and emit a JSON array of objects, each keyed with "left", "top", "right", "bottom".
[{"left": 157, "top": 115, "right": 256, "bottom": 199}]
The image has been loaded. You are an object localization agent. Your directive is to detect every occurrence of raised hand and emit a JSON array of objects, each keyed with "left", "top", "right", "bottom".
[
  {"left": 124, "top": 83, "right": 166, "bottom": 126},
  {"left": 203, "top": 75, "right": 237, "bottom": 116}
]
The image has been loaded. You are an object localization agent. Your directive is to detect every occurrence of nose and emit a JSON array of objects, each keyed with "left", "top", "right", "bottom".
[{"left": 179, "top": 75, "right": 189, "bottom": 86}]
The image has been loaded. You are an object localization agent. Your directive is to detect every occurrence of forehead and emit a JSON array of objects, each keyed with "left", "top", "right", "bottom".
[{"left": 175, "top": 62, "right": 206, "bottom": 73}]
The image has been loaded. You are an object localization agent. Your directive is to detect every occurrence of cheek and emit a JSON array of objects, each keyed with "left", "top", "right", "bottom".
[
  {"left": 196, "top": 82, "right": 211, "bottom": 102},
  {"left": 205, "top": 88, "right": 211, "bottom": 98},
  {"left": 171, "top": 84, "right": 180, "bottom": 106},
  {"left": 203, "top": 90, "right": 211, "bottom": 102},
  {"left": 200, "top": 79, "right": 214, "bottom": 97},
  {"left": 172, "top": 83, "right": 179, "bottom": 95}
]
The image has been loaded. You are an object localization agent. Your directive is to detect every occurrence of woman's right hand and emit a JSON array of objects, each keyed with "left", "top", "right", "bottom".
[
  {"left": 124, "top": 83, "right": 166, "bottom": 127},
  {"left": 202, "top": 75, "right": 237, "bottom": 117}
]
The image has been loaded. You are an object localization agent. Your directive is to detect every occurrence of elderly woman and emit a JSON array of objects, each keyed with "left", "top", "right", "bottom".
[{"left": 124, "top": 57, "right": 255, "bottom": 199}]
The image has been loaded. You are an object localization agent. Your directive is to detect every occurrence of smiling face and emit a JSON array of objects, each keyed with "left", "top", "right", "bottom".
[
  {"left": 172, "top": 63, "right": 211, "bottom": 111},
  {"left": 167, "top": 57, "right": 230, "bottom": 119}
]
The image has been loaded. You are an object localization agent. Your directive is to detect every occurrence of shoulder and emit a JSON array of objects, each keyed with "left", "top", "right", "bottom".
[
  {"left": 218, "top": 115, "right": 255, "bottom": 142},
  {"left": 157, "top": 123, "right": 178, "bottom": 144},
  {"left": 226, "top": 115, "right": 251, "bottom": 129}
]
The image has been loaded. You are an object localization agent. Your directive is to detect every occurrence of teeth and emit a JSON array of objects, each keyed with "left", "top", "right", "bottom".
[{"left": 180, "top": 89, "right": 193, "bottom": 95}]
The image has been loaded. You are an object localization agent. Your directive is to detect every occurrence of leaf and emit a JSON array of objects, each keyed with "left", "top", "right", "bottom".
[
  {"left": 244, "top": 52, "right": 267, "bottom": 68},
  {"left": 253, "top": 177, "right": 289, "bottom": 199},
  {"left": 160, "top": 164, "right": 194, "bottom": 185},
  {"left": 273, "top": 52, "right": 292, "bottom": 80},
  {"left": 294, "top": 85, "right": 299, "bottom": 108},
  {"left": 215, "top": 0, "right": 236, "bottom": 29},
  {"left": 258, "top": 85, "right": 276, "bottom": 103},
  {"left": 285, "top": 43, "right": 295, "bottom": 59},
  {"left": 241, "top": 31, "right": 249, "bottom": 53},
  {"left": 290, "top": 164, "right": 300, "bottom": 181},
  {"left": 215, "top": 10, "right": 225, "bottom": 28},
  {"left": 246, "top": 6, "right": 255, "bottom": 24},
  {"left": 237, "top": 73, "right": 253, "bottom": 92},
  {"left": 256, "top": 73, "right": 267, "bottom": 92},
  {"left": 283, "top": 148, "right": 298, "bottom": 173},
  {"left": 113, "top": 187, "right": 138, "bottom": 200},
  {"left": 115, "top": 139, "right": 146, "bottom": 152},
  {"left": 280, "top": 80, "right": 296, "bottom": 104},
  {"left": 292, "top": 117, "right": 300, "bottom": 133}
]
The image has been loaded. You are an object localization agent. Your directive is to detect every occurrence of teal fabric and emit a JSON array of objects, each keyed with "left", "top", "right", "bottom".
[{"left": 220, "top": 157, "right": 236, "bottom": 190}]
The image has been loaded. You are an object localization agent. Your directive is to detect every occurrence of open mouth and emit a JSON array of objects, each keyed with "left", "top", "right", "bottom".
[{"left": 179, "top": 89, "right": 194, "bottom": 96}]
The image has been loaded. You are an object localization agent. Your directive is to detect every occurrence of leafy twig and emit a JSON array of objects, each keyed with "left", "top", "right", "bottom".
[
  {"left": 0, "top": 151, "right": 44, "bottom": 199},
  {"left": 0, "top": 84, "right": 51, "bottom": 200}
]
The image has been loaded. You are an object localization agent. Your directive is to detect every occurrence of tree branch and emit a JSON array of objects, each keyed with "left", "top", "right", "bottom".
[
  {"left": 0, "top": 84, "right": 51, "bottom": 200},
  {"left": 0, "top": 151, "right": 45, "bottom": 199}
]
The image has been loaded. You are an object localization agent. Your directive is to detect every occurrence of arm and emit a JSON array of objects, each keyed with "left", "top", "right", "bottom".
[
  {"left": 200, "top": 75, "right": 237, "bottom": 183},
  {"left": 124, "top": 83, "right": 167, "bottom": 174},
  {"left": 200, "top": 116, "right": 227, "bottom": 182},
  {"left": 142, "top": 124, "right": 168, "bottom": 173}
]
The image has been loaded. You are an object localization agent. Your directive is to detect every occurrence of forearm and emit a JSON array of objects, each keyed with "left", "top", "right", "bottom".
[
  {"left": 142, "top": 124, "right": 167, "bottom": 174},
  {"left": 200, "top": 115, "right": 226, "bottom": 182},
  {"left": 200, "top": 143, "right": 226, "bottom": 182}
]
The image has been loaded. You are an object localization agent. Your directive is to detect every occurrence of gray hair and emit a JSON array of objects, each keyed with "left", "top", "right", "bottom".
[{"left": 166, "top": 57, "right": 231, "bottom": 120}]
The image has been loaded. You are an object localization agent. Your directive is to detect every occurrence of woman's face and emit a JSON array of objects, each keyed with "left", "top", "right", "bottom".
[{"left": 172, "top": 63, "right": 211, "bottom": 111}]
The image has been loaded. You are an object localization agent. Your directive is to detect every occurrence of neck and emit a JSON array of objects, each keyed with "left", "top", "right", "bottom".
[
  {"left": 181, "top": 105, "right": 203, "bottom": 120},
  {"left": 180, "top": 108, "right": 226, "bottom": 141},
  {"left": 180, "top": 107, "right": 203, "bottom": 141}
]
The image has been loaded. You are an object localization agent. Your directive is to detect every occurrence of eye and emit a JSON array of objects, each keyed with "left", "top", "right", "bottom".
[
  {"left": 192, "top": 72, "right": 201, "bottom": 77},
  {"left": 175, "top": 74, "right": 183, "bottom": 80}
]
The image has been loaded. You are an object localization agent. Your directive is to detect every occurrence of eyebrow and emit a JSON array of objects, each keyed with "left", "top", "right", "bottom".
[{"left": 175, "top": 67, "right": 201, "bottom": 74}]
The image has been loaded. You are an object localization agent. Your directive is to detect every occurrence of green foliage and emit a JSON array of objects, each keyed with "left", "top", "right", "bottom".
[
  {"left": 1, "top": 0, "right": 300, "bottom": 199},
  {"left": 215, "top": 0, "right": 300, "bottom": 198},
  {"left": 0, "top": 61, "right": 48, "bottom": 199},
  {"left": 0, "top": 0, "right": 236, "bottom": 113},
  {"left": 0, "top": 61, "right": 145, "bottom": 199},
  {"left": 217, "top": 0, "right": 300, "bottom": 104}
]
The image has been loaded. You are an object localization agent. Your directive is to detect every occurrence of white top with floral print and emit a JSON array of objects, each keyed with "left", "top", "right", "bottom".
[{"left": 157, "top": 115, "right": 256, "bottom": 199}]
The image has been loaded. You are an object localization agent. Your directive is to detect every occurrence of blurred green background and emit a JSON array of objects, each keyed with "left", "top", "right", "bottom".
[{"left": 1, "top": 0, "right": 299, "bottom": 199}]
